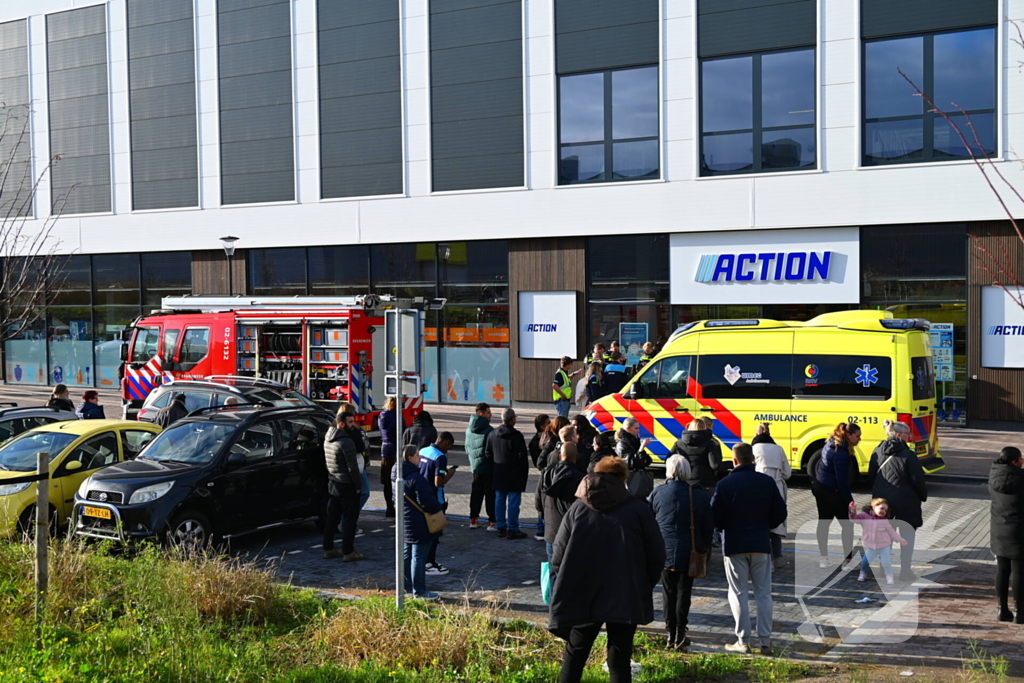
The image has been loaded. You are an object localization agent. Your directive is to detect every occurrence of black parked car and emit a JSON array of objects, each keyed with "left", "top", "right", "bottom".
[{"left": 71, "top": 404, "right": 330, "bottom": 545}]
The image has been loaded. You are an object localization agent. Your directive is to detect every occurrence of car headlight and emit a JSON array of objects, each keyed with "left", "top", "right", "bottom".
[
  {"left": 77, "top": 476, "right": 93, "bottom": 500},
  {"left": 0, "top": 482, "right": 30, "bottom": 496},
  {"left": 128, "top": 481, "right": 174, "bottom": 505}
]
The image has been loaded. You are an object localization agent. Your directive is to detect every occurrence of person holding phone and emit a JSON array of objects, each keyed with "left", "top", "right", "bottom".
[
  {"left": 418, "top": 432, "right": 457, "bottom": 576},
  {"left": 615, "top": 417, "right": 654, "bottom": 499}
]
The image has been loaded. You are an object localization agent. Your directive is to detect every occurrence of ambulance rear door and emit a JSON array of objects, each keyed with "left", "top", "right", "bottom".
[{"left": 693, "top": 329, "right": 794, "bottom": 450}]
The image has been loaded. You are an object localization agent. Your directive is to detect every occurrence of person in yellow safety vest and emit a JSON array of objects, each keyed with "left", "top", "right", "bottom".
[
  {"left": 552, "top": 356, "right": 582, "bottom": 419},
  {"left": 584, "top": 343, "right": 607, "bottom": 367},
  {"left": 607, "top": 340, "right": 622, "bottom": 362}
]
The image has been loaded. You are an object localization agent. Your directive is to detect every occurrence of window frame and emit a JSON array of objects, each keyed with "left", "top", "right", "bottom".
[
  {"left": 861, "top": 26, "right": 998, "bottom": 167},
  {"left": 699, "top": 46, "right": 818, "bottom": 177},
  {"left": 557, "top": 64, "right": 661, "bottom": 186},
  {"left": 177, "top": 327, "right": 210, "bottom": 371}
]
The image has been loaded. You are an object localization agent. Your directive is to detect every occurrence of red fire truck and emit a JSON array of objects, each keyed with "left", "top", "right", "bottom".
[{"left": 118, "top": 295, "right": 436, "bottom": 427}]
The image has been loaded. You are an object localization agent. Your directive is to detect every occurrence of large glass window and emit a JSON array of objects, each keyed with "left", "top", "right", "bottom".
[
  {"left": 697, "top": 354, "right": 793, "bottom": 400},
  {"left": 249, "top": 248, "right": 307, "bottom": 296},
  {"left": 438, "top": 241, "right": 508, "bottom": 304},
  {"left": 93, "top": 254, "right": 140, "bottom": 306},
  {"left": 370, "top": 244, "right": 436, "bottom": 299},
  {"left": 142, "top": 252, "right": 192, "bottom": 307},
  {"left": 863, "top": 27, "right": 996, "bottom": 165},
  {"left": 48, "top": 307, "right": 93, "bottom": 386},
  {"left": 559, "top": 65, "right": 659, "bottom": 185},
  {"left": 309, "top": 246, "right": 369, "bottom": 297},
  {"left": 701, "top": 48, "right": 815, "bottom": 176}
]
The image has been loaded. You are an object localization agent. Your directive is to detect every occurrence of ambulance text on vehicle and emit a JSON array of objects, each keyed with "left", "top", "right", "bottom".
[{"left": 584, "top": 311, "right": 943, "bottom": 475}]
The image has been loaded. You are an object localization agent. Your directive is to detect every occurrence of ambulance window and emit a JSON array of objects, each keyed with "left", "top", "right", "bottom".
[
  {"left": 131, "top": 327, "right": 160, "bottom": 363},
  {"left": 179, "top": 328, "right": 210, "bottom": 370},
  {"left": 793, "top": 356, "right": 892, "bottom": 400},
  {"left": 656, "top": 355, "right": 693, "bottom": 398},
  {"left": 911, "top": 357, "right": 936, "bottom": 401},
  {"left": 698, "top": 355, "right": 792, "bottom": 400},
  {"left": 634, "top": 362, "right": 662, "bottom": 397}
]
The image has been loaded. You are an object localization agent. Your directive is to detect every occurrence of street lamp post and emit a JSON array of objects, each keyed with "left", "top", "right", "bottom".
[{"left": 220, "top": 236, "right": 239, "bottom": 296}]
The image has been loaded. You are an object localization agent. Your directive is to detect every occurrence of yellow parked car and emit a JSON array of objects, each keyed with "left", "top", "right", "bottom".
[{"left": 0, "top": 420, "right": 162, "bottom": 537}]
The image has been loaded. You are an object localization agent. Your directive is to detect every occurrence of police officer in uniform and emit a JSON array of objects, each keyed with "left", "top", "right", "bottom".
[
  {"left": 601, "top": 351, "right": 630, "bottom": 395},
  {"left": 552, "top": 356, "right": 582, "bottom": 418},
  {"left": 584, "top": 343, "right": 607, "bottom": 367},
  {"left": 635, "top": 341, "right": 657, "bottom": 373},
  {"left": 607, "top": 340, "right": 623, "bottom": 362}
]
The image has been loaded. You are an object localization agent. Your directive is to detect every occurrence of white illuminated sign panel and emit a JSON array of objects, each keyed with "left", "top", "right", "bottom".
[
  {"left": 518, "top": 291, "right": 578, "bottom": 360},
  {"left": 671, "top": 227, "right": 861, "bottom": 305},
  {"left": 982, "top": 286, "right": 1024, "bottom": 368}
]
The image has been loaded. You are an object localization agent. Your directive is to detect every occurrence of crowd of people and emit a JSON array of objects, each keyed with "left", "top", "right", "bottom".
[{"left": 45, "top": 384, "right": 107, "bottom": 420}]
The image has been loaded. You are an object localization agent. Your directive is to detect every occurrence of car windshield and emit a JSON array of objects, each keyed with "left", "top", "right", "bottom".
[
  {"left": 245, "top": 388, "right": 315, "bottom": 408},
  {"left": 140, "top": 422, "right": 237, "bottom": 465},
  {"left": 0, "top": 432, "right": 78, "bottom": 472},
  {"left": 282, "top": 390, "right": 317, "bottom": 407}
]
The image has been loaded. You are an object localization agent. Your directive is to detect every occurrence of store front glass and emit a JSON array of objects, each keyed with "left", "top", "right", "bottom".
[{"left": 587, "top": 235, "right": 672, "bottom": 362}]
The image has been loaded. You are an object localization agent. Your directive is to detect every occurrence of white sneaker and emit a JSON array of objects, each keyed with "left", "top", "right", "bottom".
[
  {"left": 485, "top": 523, "right": 498, "bottom": 532},
  {"left": 858, "top": 571, "right": 867, "bottom": 582},
  {"left": 425, "top": 562, "right": 450, "bottom": 576},
  {"left": 886, "top": 575, "right": 895, "bottom": 585},
  {"left": 534, "top": 533, "right": 545, "bottom": 541},
  {"left": 819, "top": 556, "right": 829, "bottom": 569},
  {"left": 724, "top": 641, "right": 749, "bottom": 654}
]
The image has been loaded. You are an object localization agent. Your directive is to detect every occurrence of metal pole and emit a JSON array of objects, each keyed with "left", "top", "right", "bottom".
[
  {"left": 227, "top": 253, "right": 233, "bottom": 296},
  {"left": 394, "top": 311, "right": 405, "bottom": 610},
  {"left": 34, "top": 450, "right": 49, "bottom": 646}
]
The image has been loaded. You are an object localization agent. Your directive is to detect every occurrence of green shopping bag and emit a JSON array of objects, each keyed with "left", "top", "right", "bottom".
[{"left": 541, "top": 562, "right": 553, "bottom": 605}]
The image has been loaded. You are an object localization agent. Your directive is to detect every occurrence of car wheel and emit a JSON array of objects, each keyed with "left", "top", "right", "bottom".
[
  {"left": 805, "top": 449, "right": 822, "bottom": 479},
  {"left": 167, "top": 511, "right": 214, "bottom": 548},
  {"left": 17, "top": 504, "right": 60, "bottom": 539}
]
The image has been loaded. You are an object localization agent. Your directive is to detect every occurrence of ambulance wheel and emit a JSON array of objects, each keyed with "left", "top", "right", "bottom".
[{"left": 805, "top": 449, "right": 822, "bottom": 479}]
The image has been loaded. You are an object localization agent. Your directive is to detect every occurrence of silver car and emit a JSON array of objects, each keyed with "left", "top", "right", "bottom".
[{"left": 0, "top": 403, "right": 79, "bottom": 443}]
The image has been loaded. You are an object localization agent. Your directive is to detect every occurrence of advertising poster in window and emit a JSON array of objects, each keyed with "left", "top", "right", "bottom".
[
  {"left": 618, "top": 323, "right": 648, "bottom": 366},
  {"left": 518, "top": 291, "right": 578, "bottom": 359},
  {"left": 929, "top": 323, "right": 954, "bottom": 381},
  {"left": 440, "top": 348, "right": 511, "bottom": 406},
  {"left": 981, "top": 286, "right": 1024, "bottom": 368}
]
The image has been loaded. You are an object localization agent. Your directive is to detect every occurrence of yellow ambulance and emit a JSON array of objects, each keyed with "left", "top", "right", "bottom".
[{"left": 584, "top": 310, "right": 943, "bottom": 475}]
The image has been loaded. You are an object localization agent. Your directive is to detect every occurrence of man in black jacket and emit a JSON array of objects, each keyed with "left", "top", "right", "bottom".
[
  {"left": 712, "top": 443, "right": 786, "bottom": 656},
  {"left": 540, "top": 442, "right": 585, "bottom": 560},
  {"left": 323, "top": 412, "right": 363, "bottom": 562},
  {"left": 404, "top": 411, "right": 438, "bottom": 449},
  {"left": 153, "top": 394, "right": 189, "bottom": 428},
  {"left": 485, "top": 408, "right": 530, "bottom": 539}
]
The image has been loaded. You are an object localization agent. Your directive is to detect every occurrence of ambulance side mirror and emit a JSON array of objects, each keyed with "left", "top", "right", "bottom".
[{"left": 627, "top": 383, "right": 643, "bottom": 400}]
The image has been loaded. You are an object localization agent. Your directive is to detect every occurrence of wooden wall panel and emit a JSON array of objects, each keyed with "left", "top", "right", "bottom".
[
  {"left": 191, "top": 249, "right": 247, "bottom": 296},
  {"left": 509, "top": 237, "right": 586, "bottom": 403},
  {"left": 967, "top": 220, "right": 1024, "bottom": 423}
]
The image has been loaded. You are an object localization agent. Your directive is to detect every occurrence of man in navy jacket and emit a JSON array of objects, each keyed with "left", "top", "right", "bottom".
[{"left": 712, "top": 442, "right": 787, "bottom": 656}]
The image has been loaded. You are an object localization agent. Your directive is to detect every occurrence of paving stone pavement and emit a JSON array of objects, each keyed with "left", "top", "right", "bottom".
[{"left": 230, "top": 463, "right": 1006, "bottom": 672}]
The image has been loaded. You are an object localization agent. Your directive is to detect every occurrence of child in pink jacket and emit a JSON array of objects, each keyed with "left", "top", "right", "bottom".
[{"left": 849, "top": 498, "right": 908, "bottom": 585}]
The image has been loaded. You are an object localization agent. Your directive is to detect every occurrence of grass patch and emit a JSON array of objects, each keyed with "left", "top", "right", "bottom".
[{"left": 0, "top": 540, "right": 822, "bottom": 682}]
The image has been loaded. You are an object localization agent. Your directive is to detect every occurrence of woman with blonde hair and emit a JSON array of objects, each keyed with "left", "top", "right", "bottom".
[
  {"left": 869, "top": 419, "right": 927, "bottom": 581},
  {"left": 752, "top": 423, "right": 791, "bottom": 569},
  {"left": 584, "top": 362, "right": 604, "bottom": 404}
]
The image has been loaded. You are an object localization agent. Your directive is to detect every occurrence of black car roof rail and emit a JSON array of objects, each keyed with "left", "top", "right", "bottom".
[
  {"left": 203, "top": 375, "right": 289, "bottom": 389},
  {"left": 0, "top": 404, "right": 67, "bottom": 416},
  {"left": 0, "top": 402, "right": 18, "bottom": 408}
]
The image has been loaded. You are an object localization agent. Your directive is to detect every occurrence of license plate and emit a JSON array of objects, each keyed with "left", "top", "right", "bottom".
[{"left": 83, "top": 506, "right": 111, "bottom": 519}]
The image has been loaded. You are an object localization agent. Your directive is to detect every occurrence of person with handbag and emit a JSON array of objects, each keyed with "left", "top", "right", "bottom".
[
  {"left": 868, "top": 419, "right": 927, "bottom": 582},
  {"left": 711, "top": 443, "right": 787, "bottom": 656},
  {"left": 419, "top": 432, "right": 457, "bottom": 576},
  {"left": 752, "top": 423, "right": 791, "bottom": 571},
  {"left": 549, "top": 456, "right": 665, "bottom": 683},
  {"left": 395, "top": 445, "right": 444, "bottom": 599},
  {"left": 615, "top": 418, "right": 654, "bottom": 499},
  {"left": 649, "top": 455, "right": 713, "bottom": 650}
]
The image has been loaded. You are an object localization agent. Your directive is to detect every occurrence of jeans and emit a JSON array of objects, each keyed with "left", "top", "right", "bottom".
[
  {"left": 812, "top": 481, "right": 854, "bottom": 561},
  {"left": 662, "top": 569, "right": 695, "bottom": 638},
  {"left": 996, "top": 556, "right": 1024, "bottom": 610},
  {"left": 537, "top": 516, "right": 545, "bottom": 536},
  {"left": 404, "top": 542, "right": 429, "bottom": 595},
  {"left": 555, "top": 622, "right": 637, "bottom": 683},
  {"left": 324, "top": 483, "right": 360, "bottom": 554},
  {"left": 359, "top": 470, "right": 370, "bottom": 510},
  {"left": 860, "top": 545, "right": 893, "bottom": 575},
  {"left": 546, "top": 541, "right": 556, "bottom": 592},
  {"left": 469, "top": 472, "right": 495, "bottom": 523},
  {"left": 554, "top": 399, "right": 570, "bottom": 418},
  {"left": 495, "top": 490, "right": 522, "bottom": 532},
  {"left": 724, "top": 553, "right": 773, "bottom": 644}
]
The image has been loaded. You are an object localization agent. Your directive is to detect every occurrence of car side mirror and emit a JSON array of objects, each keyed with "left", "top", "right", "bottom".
[
  {"left": 119, "top": 343, "right": 129, "bottom": 362},
  {"left": 227, "top": 451, "right": 246, "bottom": 468},
  {"left": 64, "top": 460, "right": 83, "bottom": 472}
]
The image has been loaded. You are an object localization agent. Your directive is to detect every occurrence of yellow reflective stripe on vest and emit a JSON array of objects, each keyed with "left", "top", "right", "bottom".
[{"left": 553, "top": 368, "right": 571, "bottom": 401}]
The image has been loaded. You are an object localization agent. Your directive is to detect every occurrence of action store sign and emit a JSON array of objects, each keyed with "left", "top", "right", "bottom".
[
  {"left": 518, "top": 291, "right": 578, "bottom": 360},
  {"left": 670, "top": 228, "right": 860, "bottom": 305},
  {"left": 981, "top": 286, "right": 1024, "bottom": 367}
]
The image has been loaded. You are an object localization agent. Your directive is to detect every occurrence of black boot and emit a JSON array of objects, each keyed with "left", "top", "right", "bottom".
[
  {"left": 675, "top": 629, "right": 692, "bottom": 649},
  {"left": 1014, "top": 607, "right": 1024, "bottom": 625},
  {"left": 999, "top": 605, "right": 1013, "bottom": 622},
  {"left": 665, "top": 625, "right": 676, "bottom": 649}
]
